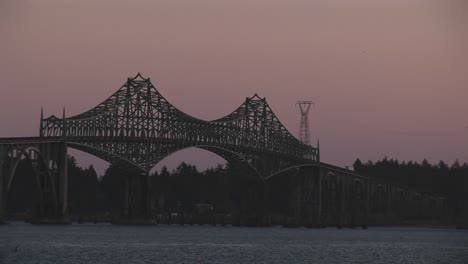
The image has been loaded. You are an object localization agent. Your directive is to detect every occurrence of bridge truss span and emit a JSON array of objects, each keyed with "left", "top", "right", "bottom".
[{"left": 40, "top": 73, "right": 319, "bottom": 177}]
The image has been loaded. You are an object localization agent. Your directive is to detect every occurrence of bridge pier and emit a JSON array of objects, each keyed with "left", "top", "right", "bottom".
[
  {"left": 347, "top": 178, "right": 367, "bottom": 229},
  {"left": 30, "top": 143, "right": 70, "bottom": 224},
  {"left": 261, "top": 181, "right": 272, "bottom": 227},
  {"left": 289, "top": 167, "right": 322, "bottom": 228},
  {"left": 114, "top": 172, "right": 156, "bottom": 225},
  {"left": 321, "top": 171, "right": 345, "bottom": 228}
]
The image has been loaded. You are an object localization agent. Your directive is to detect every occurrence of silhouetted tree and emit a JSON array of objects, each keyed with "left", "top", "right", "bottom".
[
  {"left": 354, "top": 157, "right": 468, "bottom": 221},
  {"left": 98, "top": 162, "right": 130, "bottom": 215}
]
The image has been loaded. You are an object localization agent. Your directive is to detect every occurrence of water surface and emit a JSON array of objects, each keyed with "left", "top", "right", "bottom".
[{"left": 1, "top": 223, "right": 467, "bottom": 263}]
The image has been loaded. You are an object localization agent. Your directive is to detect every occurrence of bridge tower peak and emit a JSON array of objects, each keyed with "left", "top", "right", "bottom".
[
  {"left": 132, "top": 72, "right": 148, "bottom": 81},
  {"left": 249, "top": 93, "right": 264, "bottom": 101}
]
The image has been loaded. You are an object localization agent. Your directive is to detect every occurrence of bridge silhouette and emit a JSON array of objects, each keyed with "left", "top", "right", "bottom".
[
  {"left": 41, "top": 73, "right": 319, "bottom": 176},
  {"left": 0, "top": 74, "right": 444, "bottom": 225}
]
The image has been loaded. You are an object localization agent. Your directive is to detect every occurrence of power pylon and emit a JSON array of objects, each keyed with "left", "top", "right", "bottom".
[{"left": 296, "top": 101, "right": 314, "bottom": 145}]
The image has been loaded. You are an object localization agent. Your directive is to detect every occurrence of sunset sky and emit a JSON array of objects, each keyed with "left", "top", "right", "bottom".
[{"left": 1, "top": 0, "right": 467, "bottom": 174}]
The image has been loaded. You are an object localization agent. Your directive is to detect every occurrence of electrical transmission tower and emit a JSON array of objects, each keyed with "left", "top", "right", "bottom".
[{"left": 296, "top": 101, "right": 314, "bottom": 145}]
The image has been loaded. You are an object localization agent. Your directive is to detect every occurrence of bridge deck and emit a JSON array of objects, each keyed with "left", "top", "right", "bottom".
[
  {"left": 0, "top": 136, "right": 365, "bottom": 177},
  {"left": 0, "top": 136, "right": 63, "bottom": 144}
]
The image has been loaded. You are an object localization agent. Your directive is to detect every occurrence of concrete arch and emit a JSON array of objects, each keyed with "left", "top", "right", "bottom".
[
  {"left": 325, "top": 171, "right": 339, "bottom": 190},
  {"left": 350, "top": 178, "right": 365, "bottom": 208},
  {"left": 372, "top": 184, "right": 387, "bottom": 215},
  {"left": 352, "top": 178, "right": 364, "bottom": 193},
  {"left": 151, "top": 145, "right": 264, "bottom": 182},
  {"left": 264, "top": 163, "right": 368, "bottom": 181},
  {"left": 68, "top": 142, "right": 265, "bottom": 182},
  {"left": 264, "top": 163, "right": 318, "bottom": 181},
  {"left": 3, "top": 145, "right": 60, "bottom": 218},
  {"left": 321, "top": 171, "right": 342, "bottom": 226},
  {"left": 67, "top": 142, "right": 144, "bottom": 173},
  {"left": 5, "top": 146, "right": 52, "bottom": 193}
]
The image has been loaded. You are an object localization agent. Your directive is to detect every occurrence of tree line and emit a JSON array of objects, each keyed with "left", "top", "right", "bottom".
[
  {"left": 6, "top": 157, "right": 259, "bottom": 220},
  {"left": 353, "top": 157, "right": 468, "bottom": 219},
  {"left": 5, "top": 156, "right": 468, "bottom": 221}
]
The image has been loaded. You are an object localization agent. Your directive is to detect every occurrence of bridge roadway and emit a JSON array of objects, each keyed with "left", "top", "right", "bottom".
[{"left": 0, "top": 136, "right": 363, "bottom": 178}]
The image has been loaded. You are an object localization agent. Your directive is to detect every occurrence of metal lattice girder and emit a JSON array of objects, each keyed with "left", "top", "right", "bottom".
[{"left": 40, "top": 73, "right": 319, "bottom": 178}]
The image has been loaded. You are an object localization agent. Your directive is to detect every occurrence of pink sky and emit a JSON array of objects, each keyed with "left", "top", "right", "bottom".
[{"left": 1, "top": 0, "right": 467, "bottom": 174}]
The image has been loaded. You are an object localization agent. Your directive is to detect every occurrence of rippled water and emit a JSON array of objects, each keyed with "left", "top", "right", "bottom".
[{"left": 1, "top": 223, "right": 467, "bottom": 263}]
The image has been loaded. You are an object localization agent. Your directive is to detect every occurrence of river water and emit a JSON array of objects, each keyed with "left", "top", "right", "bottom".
[{"left": 1, "top": 223, "right": 467, "bottom": 263}]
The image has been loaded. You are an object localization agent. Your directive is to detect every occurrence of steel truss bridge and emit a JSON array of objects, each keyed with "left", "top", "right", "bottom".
[{"left": 0, "top": 74, "right": 444, "bottom": 225}]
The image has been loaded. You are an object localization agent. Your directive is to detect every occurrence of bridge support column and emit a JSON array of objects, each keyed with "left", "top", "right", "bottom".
[
  {"left": 30, "top": 142, "right": 70, "bottom": 224},
  {"left": 115, "top": 173, "right": 155, "bottom": 225},
  {"left": 58, "top": 142, "right": 68, "bottom": 220},
  {"left": 261, "top": 181, "right": 271, "bottom": 227},
  {"left": 291, "top": 167, "right": 322, "bottom": 228},
  {"left": 306, "top": 167, "right": 322, "bottom": 228}
]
